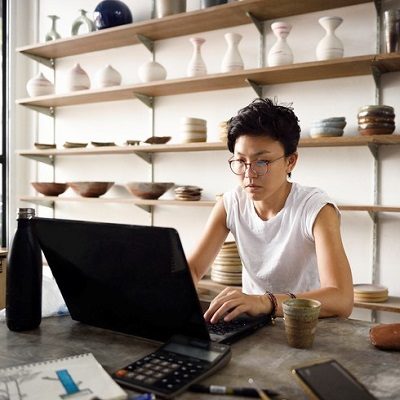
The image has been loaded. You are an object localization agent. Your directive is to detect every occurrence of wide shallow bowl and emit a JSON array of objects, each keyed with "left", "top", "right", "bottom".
[
  {"left": 126, "top": 182, "right": 174, "bottom": 199},
  {"left": 34, "top": 142, "right": 56, "bottom": 150},
  {"left": 67, "top": 181, "right": 114, "bottom": 198},
  {"left": 143, "top": 136, "right": 171, "bottom": 145},
  {"left": 31, "top": 182, "right": 68, "bottom": 196}
]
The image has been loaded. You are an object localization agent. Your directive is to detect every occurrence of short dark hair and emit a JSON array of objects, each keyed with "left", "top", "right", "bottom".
[{"left": 227, "top": 98, "right": 301, "bottom": 155}]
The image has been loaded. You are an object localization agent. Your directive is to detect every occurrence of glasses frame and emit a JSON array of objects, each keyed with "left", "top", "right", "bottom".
[{"left": 228, "top": 155, "right": 286, "bottom": 176}]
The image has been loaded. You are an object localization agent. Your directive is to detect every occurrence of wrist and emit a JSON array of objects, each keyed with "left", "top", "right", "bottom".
[{"left": 264, "top": 291, "right": 277, "bottom": 323}]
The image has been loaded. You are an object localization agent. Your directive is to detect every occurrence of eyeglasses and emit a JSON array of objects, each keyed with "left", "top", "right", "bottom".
[{"left": 228, "top": 155, "right": 286, "bottom": 176}]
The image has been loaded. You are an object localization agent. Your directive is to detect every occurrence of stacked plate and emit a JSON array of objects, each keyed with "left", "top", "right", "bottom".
[
  {"left": 174, "top": 185, "right": 202, "bottom": 201},
  {"left": 354, "top": 284, "right": 389, "bottom": 303},
  {"left": 358, "top": 105, "right": 395, "bottom": 136},
  {"left": 180, "top": 117, "right": 207, "bottom": 143},
  {"left": 310, "top": 117, "right": 346, "bottom": 138},
  {"left": 219, "top": 121, "right": 229, "bottom": 142},
  {"left": 211, "top": 241, "right": 242, "bottom": 286}
]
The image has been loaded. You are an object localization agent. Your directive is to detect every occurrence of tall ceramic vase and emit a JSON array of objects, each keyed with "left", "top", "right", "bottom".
[
  {"left": 221, "top": 32, "right": 244, "bottom": 72},
  {"left": 316, "top": 16, "right": 344, "bottom": 60},
  {"left": 45, "top": 15, "right": 61, "bottom": 41},
  {"left": 267, "top": 21, "right": 293, "bottom": 67},
  {"left": 187, "top": 37, "right": 207, "bottom": 77}
]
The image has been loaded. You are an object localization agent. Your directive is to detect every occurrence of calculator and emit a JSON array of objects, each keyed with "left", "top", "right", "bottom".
[{"left": 113, "top": 335, "right": 231, "bottom": 399}]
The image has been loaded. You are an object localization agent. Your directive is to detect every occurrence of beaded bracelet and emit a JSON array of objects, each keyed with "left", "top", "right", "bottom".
[
  {"left": 264, "top": 290, "right": 277, "bottom": 323},
  {"left": 287, "top": 292, "right": 296, "bottom": 299}
]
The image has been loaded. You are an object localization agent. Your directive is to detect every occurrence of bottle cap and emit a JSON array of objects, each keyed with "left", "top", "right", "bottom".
[{"left": 17, "top": 208, "right": 35, "bottom": 219}]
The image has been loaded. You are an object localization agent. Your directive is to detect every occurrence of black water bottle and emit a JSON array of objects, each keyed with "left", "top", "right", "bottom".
[{"left": 6, "top": 208, "right": 42, "bottom": 331}]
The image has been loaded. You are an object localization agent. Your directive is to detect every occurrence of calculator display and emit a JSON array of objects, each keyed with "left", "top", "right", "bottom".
[{"left": 164, "top": 342, "right": 221, "bottom": 362}]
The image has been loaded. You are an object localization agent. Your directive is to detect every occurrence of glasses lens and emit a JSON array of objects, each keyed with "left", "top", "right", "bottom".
[
  {"left": 252, "top": 160, "right": 268, "bottom": 175},
  {"left": 230, "top": 160, "right": 244, "bottom": 174}
]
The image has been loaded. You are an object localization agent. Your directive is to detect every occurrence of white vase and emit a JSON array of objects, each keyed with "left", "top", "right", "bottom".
[
  {"left": 316, "top": 16, "right": 344, "bottom": 61},
  {"left": 187, "top": 37, "right": 207, "bottom": 77},
  {"left": 138, "top": 60, "right": 167, "bottom": 82},
  {"left": 221, "top": 32, "right": 244, "bottom": 72},
  {"left": 94, "top": 64, "right": 122, "bottom": 88},
  {"left": 26, "top": 72, "right": 54, "bottom": 97},
  {"left": 267, "top": 21, "right": 293, "bottom": 67},
  {"left": 66, "top": 63, "right": 90, "bottom": 91},
  {"left": 45, "top": 15, "right": 61, "bottom": 41}
]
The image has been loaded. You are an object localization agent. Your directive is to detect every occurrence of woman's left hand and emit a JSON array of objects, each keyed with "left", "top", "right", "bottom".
[{"left": 204, "top": 287, "right": 270, "bottom": 323}]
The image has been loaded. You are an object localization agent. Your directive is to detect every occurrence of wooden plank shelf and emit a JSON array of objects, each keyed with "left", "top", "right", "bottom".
[
  {"left": 16, "top": 53, "right": 400, "bottom": 109},
  {"left": 17, "top": 0, "right": 371, "bottom": 61},
  {"left": 17, "top": 135, "right": 400, "bottom": 163}
]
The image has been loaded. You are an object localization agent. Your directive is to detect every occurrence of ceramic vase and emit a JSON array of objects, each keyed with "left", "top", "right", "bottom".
[
  {"left": 383, "top": 9, "right": 400, "bottom": 53},
  {"left": 26, "top": 73, "right": 54, "bottom": 97},
  {"left": 267, "top": 21, "right": 293, "bottom": 67},
  {"left": 94, "top": 0, "right": 133, "bottom": 30},
  {"left": 94, "top": 64, "right": 122, "bottom": 87},
  {"left": 71, "top": 9, "right": 96, "bottom": 35},
  {"left": 138, "top": 60, "right": 167, "bottom": 82},
  {"left": 45, "top": 15, "right": 61, "bottom": 41},
  {"left": 221, "top": 32, "right": 244, "bottom": 72},
  {"left": 155, "top": 0, "right": 186, "bottom": 18},
  {"left": 316, "top": 16, "right": 344, "bottom": 61},
  {"left": 187, "top": 37, "right": 207, "bottom": 77},
  {"left": 66, "top": 63, "right": 90, "bottom": 91}
]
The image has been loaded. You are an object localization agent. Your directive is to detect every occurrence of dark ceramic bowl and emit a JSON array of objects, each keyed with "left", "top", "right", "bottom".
[
  {"left": 143, "top": 136, "right": 171, "bottom": 145},
  {"left": 94, "top": 0, "right": 133, "bottom": 30},
  {"left": 67, "top": 181, "right": 114, "bottom": 198},
  {"left": 31, "top": 182, "right": 68, "bottom": 196},
  {"left": 126, "top": 182, "right": 174, "bottom": 200}
]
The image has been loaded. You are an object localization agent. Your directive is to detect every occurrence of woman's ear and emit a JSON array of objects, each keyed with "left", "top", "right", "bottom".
[{"left": 287, "top": 152, "right": 298, "bottom": 174}]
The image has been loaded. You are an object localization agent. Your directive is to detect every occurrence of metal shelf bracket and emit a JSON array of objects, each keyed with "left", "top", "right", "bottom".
[
  {"left": 371, "top": 65, "right": 382, "bottom": 89},
  {"left": 133, "top": 152, "right": 152, "bottom": 164},
  {"left": 246, "top": 12, "right": 263, "bottom": 35},
  {"left": 368, "top": 143, "right": 378, "bottom": 160},
  {"left": 245, "top": 79, "right": 262, "bottom": 98},
  {"left": 135, "top": 204, "right": 152, "bottom": 213},
  {"left": 134, "top": 93, "right": 154, "bottom": 108},
  {"left": 136, "top": 34, "right": 154, "bottom": 54},
  {"left": 24, "top": 154, "right": 54, "bottom": 166},
  {"left": 368, "top": 211, "right": 377, "bottom": 223},
  {"left": 23, "top": 53, "right": 55, "bottom": 69},
  {"left": 25, "top": 105, "right": 55, "bottom": 117},
  {"left": 21, "top": 197, "right": 55, "bottom": 208}
]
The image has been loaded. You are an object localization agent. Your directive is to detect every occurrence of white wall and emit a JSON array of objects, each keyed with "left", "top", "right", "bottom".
[{"left": 10, "top": 1, "right": 400, "bottom": 322}]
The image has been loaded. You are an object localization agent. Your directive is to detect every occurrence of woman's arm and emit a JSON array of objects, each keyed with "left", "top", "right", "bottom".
[{"left": 187, "top": 198, "right": 230, "bottom": 284}]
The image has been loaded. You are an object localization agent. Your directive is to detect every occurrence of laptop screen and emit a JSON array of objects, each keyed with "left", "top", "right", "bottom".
[{"left": 34, "top": 218, "right": 210, "bottom": 343}]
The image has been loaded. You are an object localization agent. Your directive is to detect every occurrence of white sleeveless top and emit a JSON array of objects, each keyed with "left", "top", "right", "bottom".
[{"left": 223, "top": 182, "right": 337, "bottom": 294}]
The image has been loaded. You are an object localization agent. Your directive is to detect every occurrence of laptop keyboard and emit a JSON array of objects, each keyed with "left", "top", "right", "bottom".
[{"left": 207, "top": 318, "right": 249, "bottom": 335}]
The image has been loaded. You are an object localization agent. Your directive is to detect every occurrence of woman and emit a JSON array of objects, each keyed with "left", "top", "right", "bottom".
[{"left": 188, "top": 98, "right": 353, "bottom": 323}]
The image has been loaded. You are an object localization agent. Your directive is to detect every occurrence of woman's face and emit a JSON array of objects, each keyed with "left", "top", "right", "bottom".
[{"left": 232, "top": 135, "right": 297, "bottom": 202}]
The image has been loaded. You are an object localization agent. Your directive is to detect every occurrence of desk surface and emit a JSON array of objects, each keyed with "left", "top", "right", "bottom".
[{"left": 0, "top": 316, "right": 398, "bottom": 399}]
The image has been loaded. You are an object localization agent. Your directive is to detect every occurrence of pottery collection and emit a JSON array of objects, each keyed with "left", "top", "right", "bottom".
[
  {"left": 26, "top": 73, "right": 54, "bottom": 97},
  {"left": 180, "top": 117, "right": 207, "bottom": 143},
  {"left": 310, "top": 117, "right": 346, "bottom": 138},
  {"left": 138, "top": 60, "right": 167, "bottom": 82},
  {"left": 316, "top": 16, "right": 344, "bottom": 60},
  {"left": 267, "top": 21, "right": 293, "bottom": 67},
  {"left": 71, "top": 9, "right": 95, "bottom": 35},
  {"left": 155, "top": 0, "right": 186, "bottom": 18},
  {"left": 221, "top": 32, "right": 244, "bottom": 72},
  {"left": 357, "top": 105, "right": 395, "bottom": 136},
  {"left": 187, "top": 37, "right": 207, "bottom": 77},
  {"left": 66, "top": 63, "right": 91, "bottom": 91},
  {"left": 94, "top": 64, "right": 122, "bottom": 88},
  {"left": 94, "top": 0, "right": 133, "bottom": 29}
]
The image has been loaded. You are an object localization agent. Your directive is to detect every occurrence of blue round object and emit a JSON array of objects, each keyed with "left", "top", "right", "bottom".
[{"left": 94, "top": 0, "right": 133, "bottom": 30}]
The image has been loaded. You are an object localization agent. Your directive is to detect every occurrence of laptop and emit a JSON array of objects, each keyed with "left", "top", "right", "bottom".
[{"left": 33, "top": 218, "right": 270, "bottom": 344}]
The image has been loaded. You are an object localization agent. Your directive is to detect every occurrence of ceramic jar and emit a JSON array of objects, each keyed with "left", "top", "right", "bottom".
[
  {"left": 94, "top": 0, "right": 133, "bottom": 29},
  {"left": 267, "top": 21, "right": 293, "bottom": 67},
  {"left": 94, "top": 65, "right": 122, "bottom": 87},
  {"left": 155, "top": 0, "right": 186, "bottom": 18},
  {"left": 221, "top": 32, "right": 244, "bottom": 72},
  {"left": 45, "top": 15, "right": 61, "bottom": 41},
  {"left": 316, "top": 16, "right": 344, "bottom": 60},
  {"left": 71, "top": 9, "right": 96, "bottom": 35},
  {"left": 26, "top": 73, "right": 54, "bottom": 97},
  {"left": 66, "top": 64, "right": 90, "bottom": 91},
  {"left": 187, "top": 37, "right": 207, "bottom": 77},
  {"left": 138, "top": 61, "right": 167, "bottom": 82}
]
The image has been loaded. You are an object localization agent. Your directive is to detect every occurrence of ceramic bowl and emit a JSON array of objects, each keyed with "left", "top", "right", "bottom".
[
  {"left": 67, "top": 181, "right": 114, "bottom": 198},
  {"left": 34, "top": 142, "right": 56, "bottom": 150},
  {"left": 126, "top": 182, "right": 174, "bottom": 200},
  {"left": 31, "top": 182, "right": 68, "bottom": 196},
  {"left": 143, "top": 136, "right": 171, "bottom": 145}
]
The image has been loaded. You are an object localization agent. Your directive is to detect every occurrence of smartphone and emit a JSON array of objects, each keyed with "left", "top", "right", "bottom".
[{"left": 292, "top": 359, "right": 377, "bottom": 400}]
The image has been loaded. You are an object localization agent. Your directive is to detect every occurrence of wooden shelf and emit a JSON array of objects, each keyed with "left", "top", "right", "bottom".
[
  {"left": 354, "top": 296, "right": 400, "bottom": 313},
  {"left": 17, "top": 135, "right": 400, "bottom": 163},
  {"left": 17, "top": 53, "right": 400, "bottom": 109},
  {"left": 198, "top": 279, "right": 400, "bottom": 314},
  {"left": 17, "top": 0, "right": 371, "bottom": 61}
]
